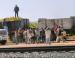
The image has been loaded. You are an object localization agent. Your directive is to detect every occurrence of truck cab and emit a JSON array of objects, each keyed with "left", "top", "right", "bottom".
[{"left": 0, "top": 29, "right": 8, "bottom": 45}]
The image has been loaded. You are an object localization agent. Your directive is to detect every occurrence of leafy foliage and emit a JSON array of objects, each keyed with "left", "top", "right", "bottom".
[
  {"left": 4, "top": 17, "right": 21, "bottom": 21},
  {"left": 29, "top": 22, "right": 38, "bottom": 29}
]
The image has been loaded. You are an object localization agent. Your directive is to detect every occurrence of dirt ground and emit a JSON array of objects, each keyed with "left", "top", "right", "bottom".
[{"left": 68, "top": 35, "right": 75, "bottom": 40}]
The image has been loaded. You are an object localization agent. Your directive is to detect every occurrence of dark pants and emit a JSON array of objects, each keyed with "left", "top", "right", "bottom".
[
  {"left": 31, "top": 36, "right": 37, "bottom": 43},
  {"left": 15, "top": 12, "right": 18, "bottom": 17},
  {"left": 42, "top": 36, "right": 45, "bottom": 43},
  {"left": 40, "top": 35, "right": 45, "bottom": 43}
]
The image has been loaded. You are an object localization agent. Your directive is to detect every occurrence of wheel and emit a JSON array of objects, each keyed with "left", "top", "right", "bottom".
[{"left": 1, "top": 40, "right": 6, "bottom": 45}]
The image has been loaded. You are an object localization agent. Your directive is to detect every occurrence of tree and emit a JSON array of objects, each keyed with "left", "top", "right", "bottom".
[{"left": 29, "top": 22, "right": 38, "bottom": 29}]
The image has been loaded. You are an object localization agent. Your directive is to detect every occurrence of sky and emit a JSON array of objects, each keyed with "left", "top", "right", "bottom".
[{"left": 0, "top": 0, "right": 75, "bottom": 22}]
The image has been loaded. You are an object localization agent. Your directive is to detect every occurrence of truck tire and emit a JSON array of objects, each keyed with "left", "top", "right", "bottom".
[{"left": 1, "top": 40, "right": 6, "bottom": 45}]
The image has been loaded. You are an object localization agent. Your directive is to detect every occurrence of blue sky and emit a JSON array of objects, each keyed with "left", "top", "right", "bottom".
[{"left": 0, "top": 0, "right": 75, "bottom": 22}]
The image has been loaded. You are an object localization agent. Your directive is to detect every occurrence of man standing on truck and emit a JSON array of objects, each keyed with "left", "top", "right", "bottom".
[{"left": 14, "top": 5, "right": 19, "bottom": 17}]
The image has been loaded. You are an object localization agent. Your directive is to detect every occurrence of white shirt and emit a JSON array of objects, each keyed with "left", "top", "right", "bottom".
[{"left": 45, "top": 30, "right": 51, "bottom": 38}]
